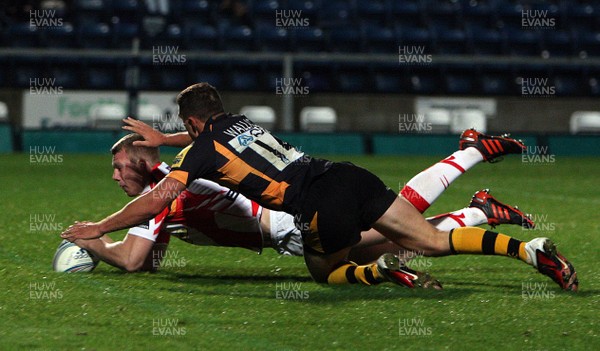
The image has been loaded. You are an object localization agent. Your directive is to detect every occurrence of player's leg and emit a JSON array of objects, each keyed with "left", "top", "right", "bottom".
[
  {"left": 349, "top": 189, "right": 535, "bottom": 263},
  {"left": 299, "top": 163, "right": 441, "bottom": 288},
  {"left": 372, "top": 196, "right": 578, "bottom": 290},
  {"left": 401, "top": 129, "right": 526, "bottom": 213}
]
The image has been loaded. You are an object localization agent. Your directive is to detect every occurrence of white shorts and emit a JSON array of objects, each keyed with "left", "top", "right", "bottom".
[{"left": 269, "top": 211, "right": 303, "bottom": 256}]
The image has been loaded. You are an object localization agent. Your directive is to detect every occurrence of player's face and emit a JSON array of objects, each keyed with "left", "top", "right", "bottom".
[{"left": 112, "top": 150, "right": 148, "bottom": 197}]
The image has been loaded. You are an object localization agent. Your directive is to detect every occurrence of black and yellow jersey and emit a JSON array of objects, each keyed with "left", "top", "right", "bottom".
[{"left": 167, "top": 114, "right": 331, "bottom": 214}]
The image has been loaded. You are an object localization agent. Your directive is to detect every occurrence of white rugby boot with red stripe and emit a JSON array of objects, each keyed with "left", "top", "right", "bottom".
[{"left": 459, "top": 128, "right": 526, "bottom": 162}]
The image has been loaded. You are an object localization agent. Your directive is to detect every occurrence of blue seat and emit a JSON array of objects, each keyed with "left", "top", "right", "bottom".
[
  {"left": 426, "top": 0, "right": 463, "bottom": 29},
  {"left": 261, "top": 61, "right": 284, "bottom": 91},
  {"left": 397, "top": 26, "right": 434, "bottom": 50},
  {"left": 113, "top": 23, "right": 139, "bottom": 49},
  {"left": 43, "top": 23, "right": 77, "bottom": 48},
  {"left": 370, "top": 63, "right": 410, "bottom": 93},
  {"left": 222, "top": 25, "right": 255, "bottom": 51},
  {"left": 85, "top": 58, "right": 118, "bottom": 89},
  {"left": 287, "top": 0, "right": 318, "bottom": 24},
  {"left": 14, "top": 62, "right": 43, "bottom": 88},
  {"left": 515, "top": 64, "right": 552, "bottom": 96},
  {"left": 320, "top": 1, "right": 355, "bottom": 26},
  {"left": 585, "top": 67, "right": 600, "bottom": 96},
  {"left": 256, "top": 25, "right": 290, "bottom": 52},
  {"left": 228, "top": 62, "right": 262, "bottom": 90},
  {"left": 180, "top": 0, "right": 212, "bottom": 26},
  {"left": 6, "top": 23, "right": 40, "bottom": 47},
  {"left": 189, "top": 60, "right": 226, "bottom": 87},
  {"left": 295, "top": 62, "right": 334, "bottom": 92},
  {"left": 336, "top": 64, "right": 369, "bottom": 92},
  {"left": 550, "top": 66, "right": 583, "bottom": 96},
  {"left": 433, "top": 27, "right": 468, "bottom": 54},
  {"left": 503, "top": 26, "right": 543, "bottom": 56},
  {"left": 407, "top": 66, "right": 441, "bottom": 94},
  {"left": 497, "top": 1, "right": 525, "bottom": 28},
  {"left": 247, "top": 0, "right": 279, "bottom": 27},
  {"left": 157, "top": 67, "right": 189, "bottom": 90},
  {"left": 462, "top": 0, "right": 498, "bottom": 28},
  {"left": 356, "top": 0, "right": 389, "bottom": 25},
  {"left": 364, "top": 25, "right": 397, "bottom": 54},
  {"left": 542, "top": 29, "right": 573, "bottom": 58},
  {"left": 74, "top": 0, "right": 110, "bottom": 24},
  {"left": 390, "top": 1, "right": 422, "bottom": 27},
  {"left": 187, "top": 24, "right": 219, "bottom": 51},
  {"left": 142, "top": 24, "right": 184, "bottom": 49},
  {"left": 293, "top": 27, "right": 327, "bottom": 52},
  {"left": 467, "top": 24, "right": 503, "bottom": 55},
  {"left": 79, "top": 22, "right": 112, "bottom": 49},
  {"left": 443, "top": 65, "right": 476, "bottom": 94},
  {"left": 575, "top": 30, "right": 600, "bottom": 57},
  {"left": 328, "top": 27, "right": 363, "bottom": 52},
  {"left": 479, "top": 64, "right": 514, "bottom": 95},
  {"left": 181, "top": 0, "right": 210, "bottom": 14},
  {"left": 49, "top": 60, "right": 81, "bottom": 89}
]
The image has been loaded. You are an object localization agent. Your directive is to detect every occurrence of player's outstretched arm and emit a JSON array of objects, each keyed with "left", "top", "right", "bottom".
[
  {"left": 122, "top": 117, "right": 192, "bottom": 147},
  {"left": 75, "top": 234, "right": 157, "bottom": 272},
  {"left": 61, "top": 177, "right": 186, "bottom": 240}
]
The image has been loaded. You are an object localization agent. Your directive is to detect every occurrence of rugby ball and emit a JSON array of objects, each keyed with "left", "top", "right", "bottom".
[{"left": 52, "top": 240, "right": 99, "bottom": 272}]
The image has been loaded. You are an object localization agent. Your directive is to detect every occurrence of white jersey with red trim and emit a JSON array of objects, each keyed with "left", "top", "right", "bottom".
[
  {"left": 127, "top": 170, "right": 264, "bottom": 252},
  {"left": 127, "top": 162, "right": 303, "bottom": 255}
]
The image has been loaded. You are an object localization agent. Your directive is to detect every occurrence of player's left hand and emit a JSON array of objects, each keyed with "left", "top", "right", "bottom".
[{"left": 60, "top": 221, "right": 103, "bottom": 241}]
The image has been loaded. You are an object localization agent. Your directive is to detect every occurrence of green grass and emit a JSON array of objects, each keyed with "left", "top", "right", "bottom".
[{"left": 1, "top": 153, "right": 598, "bottom": 350}]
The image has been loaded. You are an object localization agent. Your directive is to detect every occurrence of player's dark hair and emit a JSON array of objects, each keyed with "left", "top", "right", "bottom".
[
  {"left": 176, "top": 82, "right": 224, "bottom": 121},
  {"left": 111, "top": 133, "right": 160, "bottom": 164}
]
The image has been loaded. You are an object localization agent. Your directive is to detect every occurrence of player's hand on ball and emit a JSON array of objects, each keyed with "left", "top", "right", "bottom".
[
  {"left": 60, "top": 221, "right": 103, "bottom": 241},
  {"left": 122, "top": 117, "right": 166, "bottom": 147}
]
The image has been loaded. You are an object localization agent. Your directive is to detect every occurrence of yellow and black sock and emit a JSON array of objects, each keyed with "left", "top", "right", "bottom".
[
  {"left": 327, "top": 261, "right": 384, "bottom": 285},
  {"left": 449, "top": 227, "right": 529, "bottom": 263}
]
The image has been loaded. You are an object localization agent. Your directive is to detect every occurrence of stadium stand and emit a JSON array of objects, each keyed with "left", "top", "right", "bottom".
[{"left": 1, "top": 0, "right": 598, "bottom": 95}]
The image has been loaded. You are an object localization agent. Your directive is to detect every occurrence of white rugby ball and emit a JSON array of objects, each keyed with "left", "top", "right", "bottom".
[{"left": 52, "top": 240, "right": 99, "bottom": 272}]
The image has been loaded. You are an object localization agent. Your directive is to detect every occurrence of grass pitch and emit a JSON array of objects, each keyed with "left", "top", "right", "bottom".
[{"left": 0, "top": 153, "right": 598, "bottom": 350}]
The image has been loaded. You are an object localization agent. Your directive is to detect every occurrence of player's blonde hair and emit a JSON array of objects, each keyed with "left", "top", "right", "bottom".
[{"left": 111, "top": 133, "right": 159, "bottom": 164}]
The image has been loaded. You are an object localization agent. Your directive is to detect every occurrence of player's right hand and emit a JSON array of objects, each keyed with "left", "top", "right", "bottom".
[
  {"left": 60, "top": 221, "right": 103, "bottom": 241},
  {"left": 122, "top": 117, "right": 166, "bottom": 147}
]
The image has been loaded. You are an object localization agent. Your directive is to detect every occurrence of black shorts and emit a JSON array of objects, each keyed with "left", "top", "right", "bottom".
[{"left": 297, "top": 162, "right": 397, "bottom": 254}]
